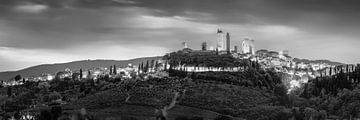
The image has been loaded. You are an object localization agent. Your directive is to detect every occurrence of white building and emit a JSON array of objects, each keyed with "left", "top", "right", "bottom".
[
  {"left": 217, "top": 29, "right": 226, "bottom": 51},
  {"left": 242, "top": 38, "right": 255, "bottom": 55}
]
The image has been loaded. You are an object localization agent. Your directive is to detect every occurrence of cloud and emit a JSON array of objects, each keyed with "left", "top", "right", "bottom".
[
  {"left": 0, "top": 0, "right": 360, "bottom": 71},
  {"left": 14, "top": 4, "right": 48, "bottom": 13}
]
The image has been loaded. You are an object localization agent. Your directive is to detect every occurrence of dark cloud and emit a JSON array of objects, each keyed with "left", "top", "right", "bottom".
[{"left": 0, "top": 0, "right": 136, "bottom": 9}]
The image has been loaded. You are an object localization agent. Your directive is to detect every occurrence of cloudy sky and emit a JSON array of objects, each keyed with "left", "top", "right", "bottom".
[{"left": 0, "top": 0, "right": 360, "bottom": 72}]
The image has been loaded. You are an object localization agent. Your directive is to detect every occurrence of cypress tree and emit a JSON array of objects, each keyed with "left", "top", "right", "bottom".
[
  {"left": 80, "top": 69, "right": 83, "bottom": 79},
  {"left": 113, "top": 65, "right": 117, "bottom": 74},
  {"left": 155, "top": 60, "right": 159, "bottom": 71},
  {"left": 346, "top": 64, "right": 349, "bottom": 80},
  {"left": 164, "top": 62, "right": 168, "bottom": 71},
  {"left": 140, "top": 62, "right": 144, "bottom": 73},
  {"left": 88, "top": 71, "right": 91, "bottom": 78},
  {"left": 145, "top": 60, "right": 149, "bottom": 73},
  {"left": 150, "top": 59, "right": 155, "bottom": 72},
  {"left": 7, "top": 86, "right": 12, "bottom": 97},
  {"left": 138, "top": 64, "right": 141, "bottom": 73},
  {"left": 110, "top": 66, "right": 112, "bottom": 75},
  {"left": 329, "top": 67, "right": 332, "bottom": 76}
]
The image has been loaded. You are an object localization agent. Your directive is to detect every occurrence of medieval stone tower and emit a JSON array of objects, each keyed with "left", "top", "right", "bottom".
[
  {"left": 242, "top": 38, "right": 255, "bottom": 55},
  {"left": 216, "top": 29, "right": 225, "bottom": 51}
]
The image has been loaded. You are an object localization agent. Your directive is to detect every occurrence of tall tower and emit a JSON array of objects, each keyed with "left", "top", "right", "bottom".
[
  {"left": 250, "top": 39, "right": 255, "bottom": 55},
  {"left": 242, "top": 38, "right": 255, "bottom": 55},
  {"left": 242, "top": 38, "right": 250, "bottom": 54},
  {"left": 217, "top": 29, "right": 225, "bottom": 51},
  {"left": 226, "top": 32, "right": 230, "bottom": 53}
]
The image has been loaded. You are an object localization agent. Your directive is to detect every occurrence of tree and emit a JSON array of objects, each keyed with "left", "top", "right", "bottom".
[
  {"left": 113, "top": 65, "right": 117, "bottom": 74},
  {"left": 150, "top": 59, "right": 155, "bottom": 72},
  {"left": 138, "top": 64, "right": 141, "bottom": 73},
  {"left": 14, "top": 75, "right": 22, "bottom": 81},
  {"left": 155, "top": 60, "right": 159, "bottom": 72},
  {"left": 7, "top": 86, "right": 12, "bottom": 97},
  {"left": 110, "top": 66, "right": 113, "bottom": 75},
  {"left": 145, "top": 60, "right": 150, "bottom": 73},
  {"left": 80, "top": 69, "right": 83, "bottom": 79},
  {"left": 274, "top": 84, "right": 288, "bottom": 105}
]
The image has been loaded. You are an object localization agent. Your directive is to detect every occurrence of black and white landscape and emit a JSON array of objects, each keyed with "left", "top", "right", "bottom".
[{"left": 0, "top": 0, "right": 360, "bottom": 120}]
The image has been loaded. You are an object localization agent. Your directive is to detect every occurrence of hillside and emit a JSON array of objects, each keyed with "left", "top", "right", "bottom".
[
  {"left": 0, "top": 56, "right": 162, "bottom": 81},
  {"left": 256, "top": 49, "right": 344, "bottom": 65},
  {"left": 293, "top": 58, "right": 344, "bottom": 65}
]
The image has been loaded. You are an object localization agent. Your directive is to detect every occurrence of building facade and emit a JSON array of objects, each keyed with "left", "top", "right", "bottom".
[
  {"left": 217, "top": 29, "right": 225, "bottom": 51},
  {"left": 242, "top": 38, "right": 255, "bottom": 55}
]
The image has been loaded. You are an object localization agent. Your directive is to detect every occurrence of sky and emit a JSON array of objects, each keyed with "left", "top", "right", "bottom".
[{"left": 0, "top": 0, "right": 360, "bottom": 72}]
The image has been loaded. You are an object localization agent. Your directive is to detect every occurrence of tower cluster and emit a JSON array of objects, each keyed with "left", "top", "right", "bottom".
[
  {"left": 181, "top": 28, "right": 256, "bottom": 56},
  {"left": 216, "top": 28, "right": 255, "bottom": 55},
  {"left": 216, "top": 29, "right": 231, "bottom": 53}
]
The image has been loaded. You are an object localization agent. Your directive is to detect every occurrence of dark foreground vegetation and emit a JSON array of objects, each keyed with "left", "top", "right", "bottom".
[{"left": 0, "top": 65, "right": 291, "bottom": 120}]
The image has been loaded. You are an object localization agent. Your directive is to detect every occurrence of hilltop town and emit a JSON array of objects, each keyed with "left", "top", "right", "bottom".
[{"left": 1, "top": 29, "right": 341, "bottom": 91}]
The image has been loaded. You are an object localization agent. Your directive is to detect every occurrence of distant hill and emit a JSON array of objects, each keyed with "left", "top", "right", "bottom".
[
  {"left": 293, "top": 58, "right": 344, "bottom": 65},
  {"left": 0, "top": 56, "right": 162, "bottom": 82}
]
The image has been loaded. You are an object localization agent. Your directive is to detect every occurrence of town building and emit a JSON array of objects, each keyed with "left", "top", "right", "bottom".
[
  {"left": 216, "top": 29, "right": 226, "bottom": 51},
  {"left": 242, "top": 38, "right": 255, "bottom": 55}
]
